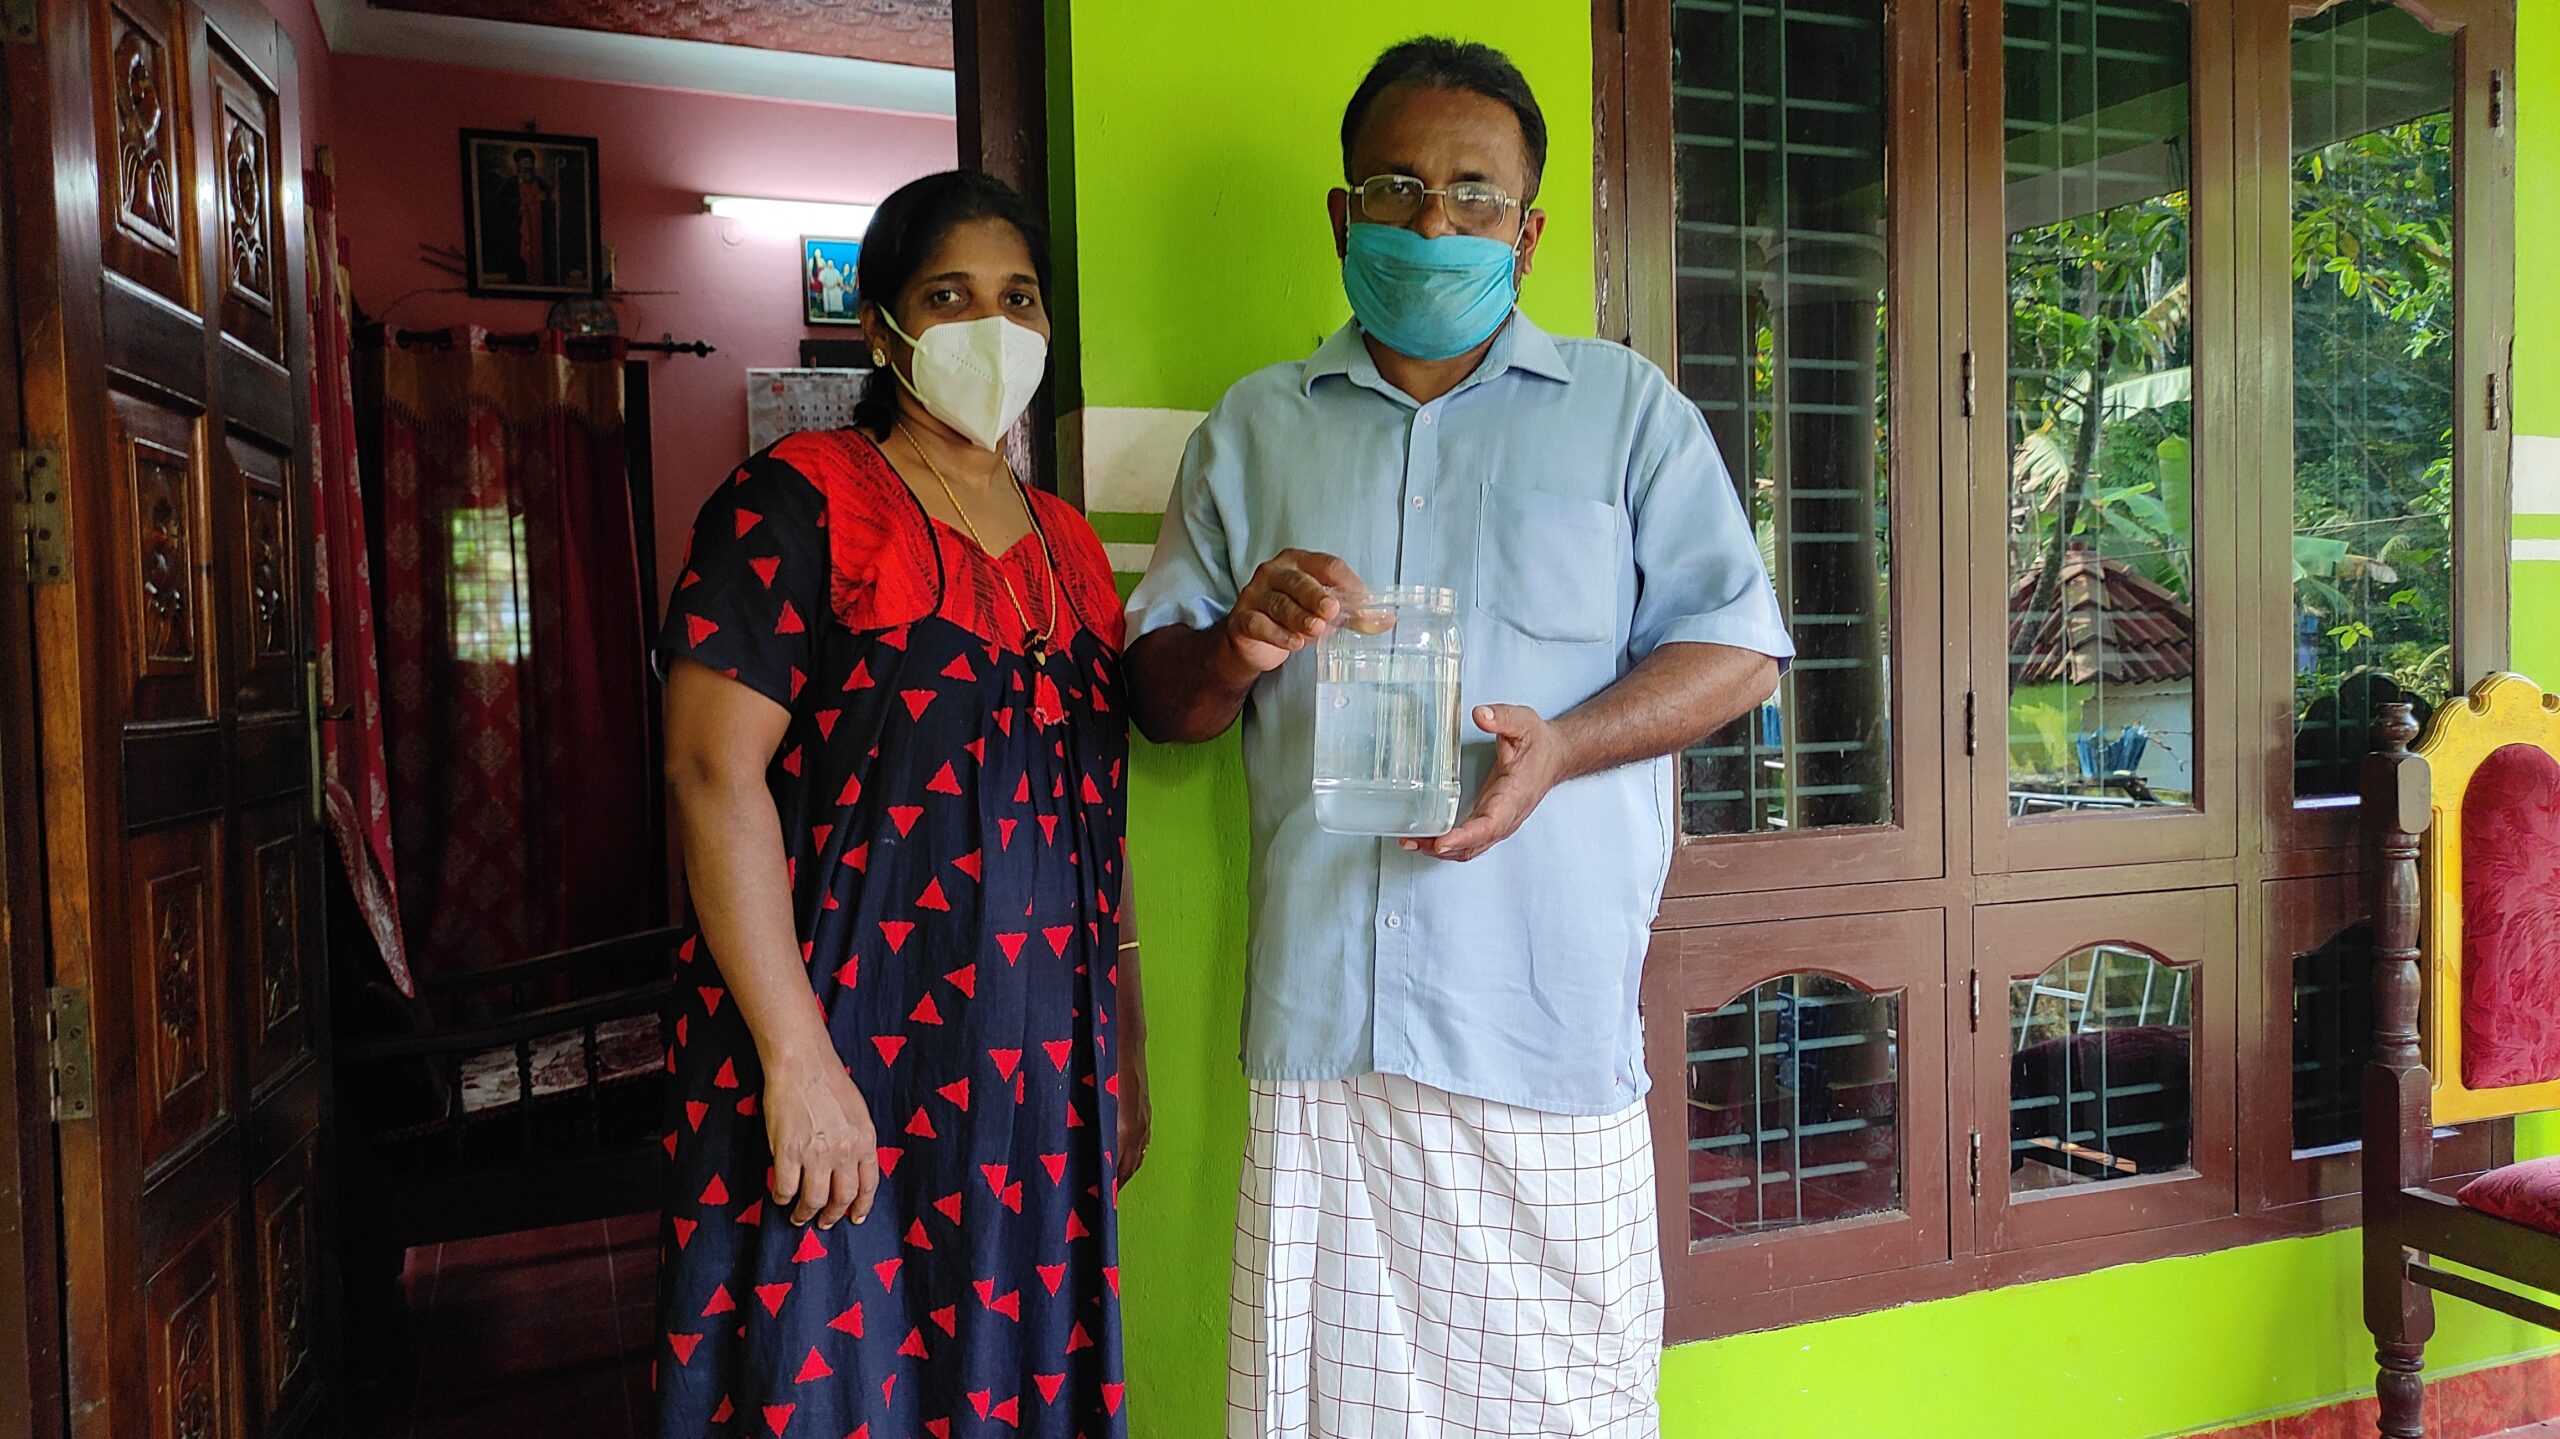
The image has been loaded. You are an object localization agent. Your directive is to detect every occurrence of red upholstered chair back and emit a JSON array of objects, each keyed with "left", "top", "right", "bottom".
[{"left": 2412, "top": 673, "right": 2560, "bottom": 1124}]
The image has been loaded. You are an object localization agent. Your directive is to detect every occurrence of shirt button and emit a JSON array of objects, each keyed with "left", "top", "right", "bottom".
[
  {"left": 1411, "top": 495, "right": 1427, "bottom": 510},
  {"left": 1418, "top": 412, "right": 1435, "bottom": 427},
  {"left": 1385, "top": 913, "right": 1403, "bottom": 930}
]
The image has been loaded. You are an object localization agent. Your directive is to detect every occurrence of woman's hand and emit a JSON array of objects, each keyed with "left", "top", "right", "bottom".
[
  {"left": 1115, "top": 1045, "right": 1152, "bottom": 1187},
  {"left": 763, "top": 1045, "right": 880, "bottom": 1229}
]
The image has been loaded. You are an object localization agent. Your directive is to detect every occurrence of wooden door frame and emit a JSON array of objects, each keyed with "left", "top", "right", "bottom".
[
  {"left": 952, "top": 0, "right": 1061, "bottom": 492},
  {"left": 0, "top": 31, "right": 70, "bottom": 1437}
]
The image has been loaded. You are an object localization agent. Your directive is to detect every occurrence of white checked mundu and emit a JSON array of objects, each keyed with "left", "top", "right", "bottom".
[{"left": 1228, "top": 1074, "right": 1666, "bottom": 1439}]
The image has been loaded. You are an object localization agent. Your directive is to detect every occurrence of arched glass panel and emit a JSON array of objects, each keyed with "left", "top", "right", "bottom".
[
  {"left": 1687, "top": 973, "right": 1901, "bottom": 1241},
  {"left": 2008, "top": 944, "right": 2194, "bottom": 1191}
]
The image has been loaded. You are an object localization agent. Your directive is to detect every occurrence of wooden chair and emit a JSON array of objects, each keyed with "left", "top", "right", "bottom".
[{"left": 2363, "top": 673, "right": 2560, "bottom": 1438}]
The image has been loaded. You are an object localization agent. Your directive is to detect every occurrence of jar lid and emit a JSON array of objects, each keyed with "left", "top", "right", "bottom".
[{"left": 1355, "top": 584, "right": 1456, "bottom": 612}]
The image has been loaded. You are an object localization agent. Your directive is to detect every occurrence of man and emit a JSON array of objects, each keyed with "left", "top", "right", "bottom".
[
  {"left": 1126, "top": 37, "right": 1792, "bottom": 1439},
  {"left": 503, "top": 147, "right": 555, "bottom": 286}
]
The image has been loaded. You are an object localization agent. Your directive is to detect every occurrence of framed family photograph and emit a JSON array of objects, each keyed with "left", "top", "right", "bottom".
[
  {"left": 803, "top": 236, "right": 863, "bottom": 326},
  {"left": 459, "top": 128, "right": 602, "bottom": 299}
]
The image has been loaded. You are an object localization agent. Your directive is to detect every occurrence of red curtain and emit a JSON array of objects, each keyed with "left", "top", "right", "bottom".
[
  {"left": 368, "top": 327, "right": 652, "bottom": 977},
  {"left": 307, "top": 170, "right": 412, "bottom": 995}
]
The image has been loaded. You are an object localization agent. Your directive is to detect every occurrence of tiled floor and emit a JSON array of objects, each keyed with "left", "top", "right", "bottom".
[{"left": 347, "top": 1213, "right": 660, "bottom": 1439}]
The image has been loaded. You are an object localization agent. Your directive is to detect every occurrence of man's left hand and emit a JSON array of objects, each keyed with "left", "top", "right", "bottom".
[{"left": 1405, "top": 704, "right": 1571, "bottom": 863}]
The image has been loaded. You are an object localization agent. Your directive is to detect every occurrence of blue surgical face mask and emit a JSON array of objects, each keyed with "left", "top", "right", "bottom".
[{"left": 1340, "top": 222, "right": 1522, "bottom": 362}]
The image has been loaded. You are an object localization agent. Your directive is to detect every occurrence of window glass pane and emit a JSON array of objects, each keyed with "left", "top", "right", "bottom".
[
  {"left": 1686, "top": 974, "right": 1902, "bottom": 1243},
  {"left": 449, "top": 506, "right": 529, "bottom": 664},
  {"left": 2001, "top": 0, "right": 2198, "bottom": 815},
  {"left": 1670, "top": 0, "right": 1893, "bottom": 840},
  {"left": 2291, "top": 919, "right": 2373, "bottom": 1153},
  {"left": 2009, "top": 944, "right": 2194, "bottom": 1191},
  {"left": 2288, "top": 3, "right": 2456, "bottom": 800}
]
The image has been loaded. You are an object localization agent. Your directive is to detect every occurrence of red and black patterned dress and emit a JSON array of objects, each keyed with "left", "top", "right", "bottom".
[{"left": 652, "top": 429, "right": 1130, "bottom": 1439}]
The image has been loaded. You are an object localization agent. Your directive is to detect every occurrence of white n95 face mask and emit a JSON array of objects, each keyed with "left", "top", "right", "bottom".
[{"left": 879, "top": 311, "right": 1049, "bottom": 451}]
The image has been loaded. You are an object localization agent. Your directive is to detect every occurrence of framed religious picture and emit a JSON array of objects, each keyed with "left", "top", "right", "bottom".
[
  {"left": 803, "top": 236, "right": 863, "bottom": 326},
  {"left": 459, "top": 129, "right": 602, "bottom": 299}
]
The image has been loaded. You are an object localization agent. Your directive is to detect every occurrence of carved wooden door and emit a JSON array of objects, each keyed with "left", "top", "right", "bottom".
[{"left": 7, "top": 0, "right": 325, "bottom": 1434}]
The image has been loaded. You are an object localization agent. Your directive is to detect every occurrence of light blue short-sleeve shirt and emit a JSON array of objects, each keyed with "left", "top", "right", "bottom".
[{"left": 1127, "top": 314, "right": 1793, "bottom": 1116}]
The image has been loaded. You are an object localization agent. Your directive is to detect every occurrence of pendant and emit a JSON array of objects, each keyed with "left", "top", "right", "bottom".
[{"left": 1026, "top": 632, "right": 1049, "bottom": 666}]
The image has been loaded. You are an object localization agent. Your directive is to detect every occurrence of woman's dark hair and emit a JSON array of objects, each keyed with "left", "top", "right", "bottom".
[
  {"left": 853, "top": 170, "right": 1051, "bottom": 440},
  {"left": 1340, "top": 37, "right": 1548, "bottom": 197}
]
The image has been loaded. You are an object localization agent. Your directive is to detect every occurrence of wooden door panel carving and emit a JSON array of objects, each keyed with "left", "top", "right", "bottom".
[
  {"left": 249, "top": 1137, "right": 312, "bottom": 1421},
  {"left": 145, "top": 1213, "right": 242, "bottom": 1439},
  {"left": 206, "top": 45, "right": 277, "bottom": 360},
  {"left": 101, "top": 1, "right": 193, "bottom": 303},
  {"left": 226, "top": 437, "right": 294, "bottom": 718},
  {"left": 17, "top": 0, "right": 325, "bottom": 1430},
  {"left": 131, "top": 823, "right": 230, "bottom": 1169},
  {"left": 112, "top": 391, "right": 212, "bottom": 723}
]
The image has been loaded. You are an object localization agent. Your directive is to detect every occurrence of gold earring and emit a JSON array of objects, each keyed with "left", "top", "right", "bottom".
[{"left": 871, "top": 348, "right": 887, "bottom": 365}]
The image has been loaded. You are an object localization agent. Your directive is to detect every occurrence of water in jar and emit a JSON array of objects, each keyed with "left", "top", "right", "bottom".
[{"left": 1313, "top": 587, "right": 1462, "bottom": 837}]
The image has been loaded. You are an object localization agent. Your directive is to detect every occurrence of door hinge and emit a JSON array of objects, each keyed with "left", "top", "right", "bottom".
[
  {"left": 47, "top": 986, "right": 94, "bottom": 1121},
  {"left": 17, "top": 449, "right": 67, "bottom": 586},
  {"left": 1, "top": 0, "right": 34, "bottom": 45},
  {"left": 2488, "top": 372, "right": 2504, "bottom": 432},
  {"left": 1960, "top": 351, "right": 1977, "bottom": 417},
  {"left": 1968, "top": 968, "right": 1981, "bottom": 1030},
  {"left": 1967, "top": 1129, "right": 1983, "bottom": 1196},
  {"left": 2491, "top": 68, "right": 2505, "bottom": 130},
  {"left": 1963, "top": 690, "right": 1977, "bottom": 756}
]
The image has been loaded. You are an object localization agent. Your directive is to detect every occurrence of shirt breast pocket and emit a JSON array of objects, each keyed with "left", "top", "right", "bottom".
[{"left": 1474, "top": 487, "right": 1625, "bottom": 645}]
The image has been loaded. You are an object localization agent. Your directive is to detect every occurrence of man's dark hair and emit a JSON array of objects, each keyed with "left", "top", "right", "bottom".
[{"left": 1340, "top": 37, "right": 1548, "bottom": 195}]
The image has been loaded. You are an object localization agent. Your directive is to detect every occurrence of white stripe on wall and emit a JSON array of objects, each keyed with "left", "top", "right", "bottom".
[
  {"left": 2515, "top": 538, "right": 2560, "bottom": 563},
  {"left": 1061, "top": 406, "right": 1207, "bottom": 517},
  {"left": 1104, "top": 542, "right": 1156, "bottom": 575},
  {"left": 2516, "top": 435, "right": 2560, "bottom": 516}
]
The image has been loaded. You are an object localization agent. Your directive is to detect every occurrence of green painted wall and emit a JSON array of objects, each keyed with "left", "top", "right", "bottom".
[{"left": 1058, "top": 3, "right": 2560, "bottom": 1436}]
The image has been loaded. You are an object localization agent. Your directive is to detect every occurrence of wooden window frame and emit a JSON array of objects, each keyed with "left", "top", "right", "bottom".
[{"left": 1598, "top": 0, "right": 2517, "bottom": 1346}]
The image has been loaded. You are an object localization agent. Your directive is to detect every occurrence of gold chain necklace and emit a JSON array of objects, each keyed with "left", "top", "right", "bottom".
[{"left": 899, "top": 424, "right": 1060, "bottom": 664}]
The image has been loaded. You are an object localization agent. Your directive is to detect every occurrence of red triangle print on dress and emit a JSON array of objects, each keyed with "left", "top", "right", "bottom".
[
  {"left": 974, "top": 1279, "right": 1021, "bottom": 1320},
  {"left": 1043, "top": 926, "right": 1075, "bottom": 957},
  {"left": 927, "top": 762, "right": 964, "bottom": 797},
  {"left": 944, "top": 964, "right": 976, "bottom": 998},
  {"left": 937, "top": 1077, "right": 971, "bottom": 1110},
  {"left": 1043, "top": 1039, "right": 1073, "bottom": 1072},
  {"left": 1038, "top": 1263, "right": 1066, "bottom": 1295},
  {"left": 909, "top": 994, "right": 943, "bottom": 1026},
  {"left": 713, "top": 1058, "right": 740, "bottom": 1090},
  {"left": 779, "top": 746, "right": 802, "bottom": 777},
  {"left": 932, "top": 1191, "right": 963, "bottom": 1224},
  {"left": 924, "top": 1419, "right": 949, "bottom": 1439},
  {"left": 793, "top": 1346, "right": 832, "bottom": 1383},
  {"left": 844, "top": 658, "right": 875, "bottom": 691},
  {"left": 749, "top": 555, "right": 781, "bottom": 588},
  {"left": 733, "top": 507, "right": 762, "bottom": 538},
  {"left": 828, "top": 1301, "right": 864, "bottom": 1337},
  {"left": 965, "top": 738, "right": 987, "bottom": 764},
  {"left": 836, "top": 771, "right": 862, "bottom": 806},
  {"left": 1039, "top": 815, "right": 1060, "bottom": 845},
  {"left": 1065, "top": 1211, "right": 1090, "bottom": 1242},
  {"left": 873, "top": 1257, "right": 902, "bottom": 1291},
  {"left": 942, "top": 654, "right": 977, "bottom": 682},
  {"left": 992, "top": 1395, "right": 1020, "bottom": 1426},
  {"left": 897, "top": 1327, "right": 929, "bottom": 1360},
  {"left": 900, "top": 689, "right": 936, "bottom": 720},
  {"left": 699, "top": 985, "right": 726, "bottom": 1015},
  {"left": 701, "top": 1174, "right": 730, "bottom": 1206},
  {"left": 764, "top": 1403, "right": 795, "bottom": 1436},
  {"left": 874, "top": 1145, "right": 903, "bottom": 1176},
  {"left": 840, "top": 842, "right": 869, "bottom": 872},
  {"left": 904, "top": 1218, "right": 933, "bottom": 1250},
  {"left": 672, "top": 1217, "right": 697, "bottom": 1249},
  {"left": 930, "top": 1304, "right": 958, "bottom": 1336},
  {"left": 995, "top": 706, "right": 1013, "bottom": 735},
  {"left": 1067, "top": 1320, "right": 1093, "bottom": 1351},
  {"left": 997, "top": 819, "right": 1019, "bottom": 851},
  {"left": 1002, "top": 1182, "right": 1023, "bottom": 1213},
  {"left": 889, "top": 806, "right": 924, "bottom": 836},
  {"left": 755, "top": 1280, "right": 792, "bottom": 1315},
  {"left": 686, "top": 614, "right": 719, "bottom": 647},
  {"left": 992, "top": 1048, "right": 1022, "bottom": 1080},
  {"left": 917, "top": 878, "right": 951, "bottom": 911},
  {"left": 685, "top": 1100, "right": 708, "bottom": 1131},
  {"left": 737, "top": 1199, "right": 763, "bottom": 1226},
  {"left": 881, "top": 920, "right": 914, "bottom": 952},
  {"left": 980, "top": 1162, "right": 1009, "bottom": 1196},
  {"left": 834, "top": 955, "right": 861, "bottom": 988},
  {"left": 710, "top": 1398, "right": 734, "bottom": 1424},
  {"left": 703, "top": 1284, "right": 737, "bottom": 1316},
  {"left": 878, "top": 625, "right": 908, "bottom": 650},
  {"left": 1104, "top": 1384, "right": 1125, "bottom": 1416},
  {"left": 792, "top": 1227, "right": 826, "bottom": 1263},
  {"left": 905, "top": 1108, "right": 937, "bottom": 1139},
  {"left": 952, "top": 849, "right": 983, "bottom": 880},
  {"left": 871, "top": 1034, "right": 905, "bottom": 1064},
  {"left": 1036, "top": 1373, "right": 1065, "bottom": 1404},
  {"left": 775, "top": 600, "right": 806, "bottom": 636},
  {"left": 997, "top": 932, "right": 1027, "bottom": 964},
  {"left": 736, "top": 1093, "right": 758, "bottom": 1117},
  {"left": 1041, "top": 1152, "right": 1067, "bottom": 1183}
]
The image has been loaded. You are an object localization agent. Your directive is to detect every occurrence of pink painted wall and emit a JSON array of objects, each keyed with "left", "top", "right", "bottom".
[{"left": 328, "top": 54, "right": 956, "bottom": 599}]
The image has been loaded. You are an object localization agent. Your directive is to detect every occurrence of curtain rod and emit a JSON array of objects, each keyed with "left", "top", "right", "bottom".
[{"left": 357, "top": 324, "right": 716, "bottom": 357}]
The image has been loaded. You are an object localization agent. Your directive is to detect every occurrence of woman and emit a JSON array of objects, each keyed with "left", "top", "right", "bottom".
[{"left": 654, "top": 170, "right": 1144, "bottom": 1438}]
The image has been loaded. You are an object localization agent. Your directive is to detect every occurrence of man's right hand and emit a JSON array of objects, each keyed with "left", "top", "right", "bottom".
[{"left": 1222, "top": 549, "right": 1364, "bottom": 674}]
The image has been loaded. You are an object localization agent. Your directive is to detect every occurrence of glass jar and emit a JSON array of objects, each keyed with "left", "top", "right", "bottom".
[{"left": 1313, "top": 585, "right": 1463, "bottom": 837}]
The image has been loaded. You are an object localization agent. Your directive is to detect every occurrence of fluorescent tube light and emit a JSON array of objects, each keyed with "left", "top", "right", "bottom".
[{"left": 702, "top": 195, "right": 878, "bottom": 235}]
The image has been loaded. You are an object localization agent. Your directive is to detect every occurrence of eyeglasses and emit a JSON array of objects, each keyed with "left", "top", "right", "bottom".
[{"left": 1351, "top": 174, "right": 1521, "bottom": 233}]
